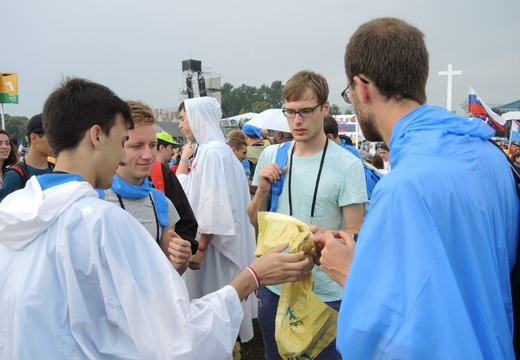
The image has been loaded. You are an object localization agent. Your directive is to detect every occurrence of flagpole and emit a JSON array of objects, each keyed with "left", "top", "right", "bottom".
[
  {"left": 1, "top": 103, "right": 4, "bottom": 130},
  {"left": 508, "top": 120, "right": 514, "bottom": 156}
]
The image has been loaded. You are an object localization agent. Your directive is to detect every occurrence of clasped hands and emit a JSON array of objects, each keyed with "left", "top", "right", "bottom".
[{"left": 310, "top": 226, "right": 356, "bottom": 287}]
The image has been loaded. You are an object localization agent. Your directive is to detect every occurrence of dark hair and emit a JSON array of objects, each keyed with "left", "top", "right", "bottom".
[
  {"left": 379, "top": 143, "right": 389, "bottom": 152},
  {"left": 283, "top": 70, "right": 329, "bottom": 105},
  {"left": 42, "top": 77, "right": 134, "bottom": 155},
  {"left": 157, "top": 139, "right": 171, "bottom": 150},
  {"left": 345, "top": 17, "right": 428, "bottom": 104},
  {"left": 513, "top": 152, "right": 520, "bottom": 161},
  {"left": 371, "top": 154, "right": 385, "bottom": 169},
  {"left": 339, "top": 135, "right": 353, "bottom": 146},
  {"left": 0, "top": 130, "right": 18, "bottom": 175},
  {"left": 323, "top": 115, "right": 339, "bottom": 139},
  {"left": 178, "top": 101, "right": 185, "bottom": 113}
]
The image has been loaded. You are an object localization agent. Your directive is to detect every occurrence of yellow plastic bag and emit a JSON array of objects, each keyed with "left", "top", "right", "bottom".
[{"left": 256, "top": 212, "right": 338, "bottom": 359}]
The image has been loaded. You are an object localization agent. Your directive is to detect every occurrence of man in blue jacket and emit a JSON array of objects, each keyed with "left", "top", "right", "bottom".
[{"left": 314, "top": 17, "right": 519, "bottom": 359}]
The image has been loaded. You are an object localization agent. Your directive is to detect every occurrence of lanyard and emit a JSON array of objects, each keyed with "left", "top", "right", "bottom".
[
  {"left": 117, "top": 193, "right": 160, "bottom": 244},
  {"left": 288, "top": 139, "right": 328, "bottom": 224}
]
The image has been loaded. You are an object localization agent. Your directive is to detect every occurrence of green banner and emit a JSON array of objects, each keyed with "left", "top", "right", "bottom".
[{"left": 0, "top": 93, "right": 18, "bottom": 104}]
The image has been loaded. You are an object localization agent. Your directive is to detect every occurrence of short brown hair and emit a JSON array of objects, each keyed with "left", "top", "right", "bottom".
[
  {"left": 283, "top": 70, "right": 329, "bottom": 105},
  {"left": 323, "top": 115, "right": 339, "bottom": 139},
  {"left": 379, "top": 143, "right": 389, "bottom": 152},
  {"left": 227, "top": 137, "right": 247, "bottom": 151},
  {"left": 344, "top": 17, "right": 428, "bottom": 104},
  {"left": 127, "top": 101, "right": 155, "bottom": 126},
  {"left": 227, "top": 129, "right": 246, "bottom": 141}
]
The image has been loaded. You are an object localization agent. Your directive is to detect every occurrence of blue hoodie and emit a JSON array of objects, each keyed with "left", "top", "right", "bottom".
[{"left": 337, "top": 105, "right": 519, "bottom": 359}]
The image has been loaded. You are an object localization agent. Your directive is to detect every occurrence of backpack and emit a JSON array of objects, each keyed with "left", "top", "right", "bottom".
[
  {"left": 341, "top": 144, "right": 383, "bottom": 200},
  {"left": 6, "top": 160, "right": 55, "bottom": 188},
  {"left": 270, "top": 142, "right": 291, "bottom": 212},
  {"left": 363, "top": 163, "right": 383, "bottom": 200}
]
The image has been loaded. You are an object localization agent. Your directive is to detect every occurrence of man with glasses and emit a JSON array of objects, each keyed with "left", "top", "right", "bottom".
[
  {"left": 313, "top": 18, "right": 519, "bottom": 359},
  {"left": 247, "top": 70, "right": 367, "bottom": 359}
]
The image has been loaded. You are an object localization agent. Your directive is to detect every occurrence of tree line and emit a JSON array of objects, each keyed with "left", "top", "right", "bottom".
[
  {"left": 220, "top": 80, "right": 350, "bottom": 118},
  {"left": 2, "top": 114, "right": 29, "bottom": 144}
]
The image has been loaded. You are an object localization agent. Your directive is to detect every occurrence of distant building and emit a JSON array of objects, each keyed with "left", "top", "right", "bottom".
[{"left": 497, "top": 100, "right": 520, "bottom": 112}]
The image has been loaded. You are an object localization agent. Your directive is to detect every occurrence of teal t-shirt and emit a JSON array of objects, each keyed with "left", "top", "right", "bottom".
[
  {"left": 0, "top": 161, "right": 54, "bottom": 202},
  {"left": 253, "top": 140, "right": 367, "bottom": 302}
]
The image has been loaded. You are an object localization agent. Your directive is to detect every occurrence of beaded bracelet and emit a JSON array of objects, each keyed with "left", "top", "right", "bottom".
[
  {"left": 197, "top": 244, "right": 207, "bottom": 252},
  {"left": 180, "top": 158, "right": 190, "bottom": 163}
]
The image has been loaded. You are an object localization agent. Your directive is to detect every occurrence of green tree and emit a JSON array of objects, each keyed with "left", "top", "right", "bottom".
[
  {"left": 344, "top": 107, "right": 354, "bottom": 115},
  {"left": 252, "top": 100, "right": 270, "bottom": 113},
  {"left": 492, "top": 107, "right": 505, "bottom": 116},
  {"left": 220, "top": 82, "right": 235, "bottom": 118},
  {"left": 220, "top": 80, "right": 285, "bottom": 118},
  {"left": 4, "top": 114, "right": 29, "bottom": 144},
  {"left": 329, "top": 104, "right": 341, "bottom": 115},
  {"left": 267, "top": 81, "right": 283, "bottom": 109}
]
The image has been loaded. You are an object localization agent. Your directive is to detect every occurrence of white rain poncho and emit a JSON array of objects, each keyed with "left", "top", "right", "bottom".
[
  {"left": 0, "top": 173, "right": 243, "bottom": 359},
  {"left": 177, "top": 97, "right": 258, "bottom": 341}
]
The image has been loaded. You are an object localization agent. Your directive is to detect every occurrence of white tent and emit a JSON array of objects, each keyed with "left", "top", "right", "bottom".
[{"left": 503, "top": 111, "right": 520, "bottom": 121}]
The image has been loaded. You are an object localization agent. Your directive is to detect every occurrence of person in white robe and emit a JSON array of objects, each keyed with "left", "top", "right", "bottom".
[
  {"left": 0, "top": 77, "right": 309, "bottom": 359},
  {"left": 175, "top": 97, "right": 258, "bottom": 342}
]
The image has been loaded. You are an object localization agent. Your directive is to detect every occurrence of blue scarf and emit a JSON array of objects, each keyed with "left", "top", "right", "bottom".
[{"left": 110, "top": 175, "right": 169, "bottom": 227}]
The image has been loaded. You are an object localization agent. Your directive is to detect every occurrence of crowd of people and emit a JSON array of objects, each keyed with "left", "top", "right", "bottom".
[{"left": 0, "top": 17, "right": 519, "bottom": 360}]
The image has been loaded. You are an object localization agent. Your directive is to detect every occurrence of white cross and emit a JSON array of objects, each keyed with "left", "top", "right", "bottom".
[{"left": 438, "top": 64, "right": 462, "bottom": 112}]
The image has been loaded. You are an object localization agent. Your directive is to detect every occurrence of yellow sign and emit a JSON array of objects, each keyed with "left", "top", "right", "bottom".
[{"left": 0, "top": 73, "right": 19, "bottom": 104}]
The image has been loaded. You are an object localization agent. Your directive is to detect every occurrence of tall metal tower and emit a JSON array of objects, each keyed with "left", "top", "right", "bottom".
[{"left": 180, "top": 59, "right": 221, "bottom": 103}]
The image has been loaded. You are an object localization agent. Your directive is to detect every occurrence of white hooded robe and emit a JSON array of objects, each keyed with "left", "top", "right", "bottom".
[{"left": 177, "top": 97, "right": 258, "bottom": 342}]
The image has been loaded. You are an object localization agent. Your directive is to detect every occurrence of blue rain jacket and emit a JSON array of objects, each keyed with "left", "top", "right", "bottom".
[{"left": 338, "top": 105, "right": 519, "bottom": 359}]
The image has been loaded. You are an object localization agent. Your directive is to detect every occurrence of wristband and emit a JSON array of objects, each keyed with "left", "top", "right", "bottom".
[
  {"left": 197, "top": 244, "right": 207, "bottom": 252},
  {"left": 246, "top": 266, "right": 260, "bottom": 290},
  {"left": 180, "top": 158, "right": 190, "bottom": 163}
]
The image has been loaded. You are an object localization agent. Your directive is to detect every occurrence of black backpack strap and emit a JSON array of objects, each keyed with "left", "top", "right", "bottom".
[
  {"left": 5, "top": 159, "right": 54, "bottom": 188},
  {"left": 5, "top": 161, "right": 30, "bottom": 188}
]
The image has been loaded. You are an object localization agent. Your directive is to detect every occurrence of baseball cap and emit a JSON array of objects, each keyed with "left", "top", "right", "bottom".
[
  {"left": 157, "top": 131, "right": 182, "bottom": 147},
  {"left": 27, "top": 114, "right": 45, "bottom": 136},
  {"left": 242, "top": 124, "right": 263, "bottom": 138}
]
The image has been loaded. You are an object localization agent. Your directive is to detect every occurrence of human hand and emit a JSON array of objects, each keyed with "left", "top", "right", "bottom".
[
  {"left": 250, "top": 243, "right": 310, "bottom": 286},
  {"left": 257, "top": 163, "right": 287, "bottom": 193},
  {"left": 181, "top": 141, "right": 196, "bottom": 159},
  {"left": 309, "top": 225, "right": 341, "bottom": 237},
  {"left": 167, "top": 230, "right": 192, "bottom": 274},
  {"left": 188, "top": 250, "right": 205, "bottom": 270},
  {"left": 312, "top": 231, "right": 355, "bottom": 286}
]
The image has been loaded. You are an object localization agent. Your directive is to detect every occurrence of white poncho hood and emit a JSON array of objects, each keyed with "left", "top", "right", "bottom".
[{"left": 0, "top": 176, "right": 97, "bottom": 250}]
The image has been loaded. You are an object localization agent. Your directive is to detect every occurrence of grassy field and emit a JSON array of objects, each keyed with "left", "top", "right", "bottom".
[{"left": 241, "top": 319, "right": 265, "bottom": 359}]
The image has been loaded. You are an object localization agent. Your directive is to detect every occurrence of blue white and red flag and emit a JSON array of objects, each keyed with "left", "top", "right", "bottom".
[{"left": 468, "top": 86, "right": 505, "bottom": 132}]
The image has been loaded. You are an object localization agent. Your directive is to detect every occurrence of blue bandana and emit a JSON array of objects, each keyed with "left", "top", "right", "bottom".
[{"left": 110, "top": 175, "right": 169, "bottom": 227}]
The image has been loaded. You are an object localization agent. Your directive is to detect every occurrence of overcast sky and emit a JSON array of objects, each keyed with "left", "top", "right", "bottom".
[{"left": 3, "top": 0, "right": 519, "bottom": 118}]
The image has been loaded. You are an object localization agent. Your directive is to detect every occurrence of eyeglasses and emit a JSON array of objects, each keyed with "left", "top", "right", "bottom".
[
  {"left": 341, "top": 76, "right": 370, "bottom": 104},
  {"left": 282, "top": 103, "right": 322, "bottom": 119}
]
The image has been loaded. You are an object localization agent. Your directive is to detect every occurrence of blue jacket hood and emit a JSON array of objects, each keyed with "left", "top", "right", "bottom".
[{"left": 389, "top": 105, "right": 494, "bottom": 168}]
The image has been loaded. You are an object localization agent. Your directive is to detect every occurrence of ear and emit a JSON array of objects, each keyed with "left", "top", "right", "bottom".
[
  {"left": 88, "top": 125, "right": 104, "bottom": 149},
  {"left": 29, "top": 133, "right": 38, "bottom": 144},
  {"left": 356, "top": 75, "right": 371, "bottom": 104},
  {"left": 326, "top": 134, "right": 334, "bottom": 140},
  {"left": 322, "top": 100, "right": 330, "bottom": 116}
]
